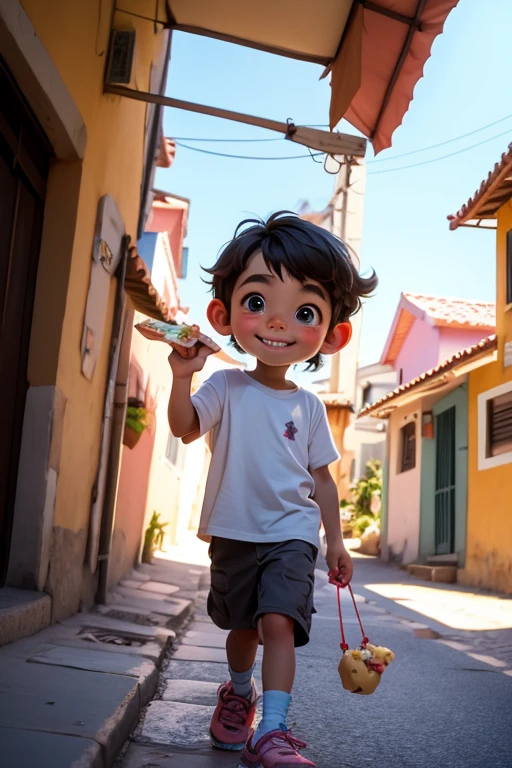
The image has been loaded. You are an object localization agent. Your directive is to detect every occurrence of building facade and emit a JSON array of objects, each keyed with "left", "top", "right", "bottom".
[
  {"left": 449, "top": 143, "right": 512, "bottom": 593},
  {"left": 360, "top": 294, "right": 496, "bottom": 570},
  {"left": 1, "top": 0, "right": 172, "bottom": 631}
]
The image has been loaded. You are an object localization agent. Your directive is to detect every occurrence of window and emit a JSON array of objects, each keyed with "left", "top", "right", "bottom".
[
  {"left": 399, "top": 421, "right": 416, "bottom": 473},
  {"left": 487, "top": 390, "right": 512, "bottom": 458},
  {"left": 361, "top": 384, "right": 372, "bottom": 408},
  {"left": 507, "top": 230, "right": 512, "bottom": 306},
  {"left": 165, "top": 431, "right": 183, "bottom": 469},
  {"left": 478, "top": 383, "right": 512, "bottom": 470}
]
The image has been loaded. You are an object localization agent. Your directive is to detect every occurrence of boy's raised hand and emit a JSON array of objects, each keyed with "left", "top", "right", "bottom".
[{"left": 168, "top": 339, "right": 219, "bottom": 378}]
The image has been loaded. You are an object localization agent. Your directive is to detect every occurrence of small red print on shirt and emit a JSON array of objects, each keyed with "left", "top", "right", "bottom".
[{"left": 283, "top": 421, "right": 298, "bottom": 441}]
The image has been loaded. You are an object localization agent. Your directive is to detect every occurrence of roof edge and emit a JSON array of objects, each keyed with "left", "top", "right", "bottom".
[
  {"left": 359, "top": 334, "right": 497, "bottom": 419},
  {"left": 448, "top": 142, "right": 512, "bottom": 230}
]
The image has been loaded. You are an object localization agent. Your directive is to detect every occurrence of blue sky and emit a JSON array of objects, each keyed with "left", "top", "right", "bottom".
[{"left": 156, "top": 0, "right": 509, "bottom": 368}]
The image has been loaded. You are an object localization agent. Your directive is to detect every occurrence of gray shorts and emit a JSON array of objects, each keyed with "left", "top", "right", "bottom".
[{"left": 207, "top": 537, "right": 317, "bottom": 648}]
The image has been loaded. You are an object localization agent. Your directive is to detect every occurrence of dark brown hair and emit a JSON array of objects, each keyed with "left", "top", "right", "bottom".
[{"left": 205, "top": 211, "right": 378, "bottom": 370}]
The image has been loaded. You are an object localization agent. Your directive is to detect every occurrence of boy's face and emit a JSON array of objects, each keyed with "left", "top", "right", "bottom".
[{"left": 227, "top": 251, "right": 335, "bottom": 367}]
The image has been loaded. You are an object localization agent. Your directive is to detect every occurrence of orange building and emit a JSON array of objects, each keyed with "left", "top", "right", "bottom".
[{"left": 448, "top": 144, "right": 512, "bottom": 593}]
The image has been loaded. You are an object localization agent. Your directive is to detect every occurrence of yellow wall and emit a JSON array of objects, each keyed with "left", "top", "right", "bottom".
[
  {"left": 18, "top": 0, "right": 169, "bottom": 615},
  {"left": 463, "top": 202, "right": 512, "bottom": 593}
]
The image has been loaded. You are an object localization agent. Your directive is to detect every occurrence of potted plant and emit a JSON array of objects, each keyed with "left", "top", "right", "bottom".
[
  {"left": 348, "top": 460, "right": 383, "bottom": 555},
  {"left": 123, "top": 397, "right": 151, "bottom": 449},
  {"left": 141, "top": 511, "right": 168, "bottom": 563}
]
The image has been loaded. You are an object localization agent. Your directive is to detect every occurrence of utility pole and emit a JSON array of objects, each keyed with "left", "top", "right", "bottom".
[{"left": 328, "top": 157, "right": 366, "bottom": 400}]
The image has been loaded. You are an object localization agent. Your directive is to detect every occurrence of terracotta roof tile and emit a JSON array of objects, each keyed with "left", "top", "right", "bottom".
[
  {"left": 403, "top": 293, "right": 495, "bottom": 329},
  {"left": 448, "top": 142, "right": 512, "bottom": 230},
  {"left": 360, "top": 335, "right": 497, "bottom": 418}
]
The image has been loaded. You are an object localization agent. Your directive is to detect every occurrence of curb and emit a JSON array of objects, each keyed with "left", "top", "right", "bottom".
[{"left": 0, "top": 564, "right": 202, "bottom": 768}]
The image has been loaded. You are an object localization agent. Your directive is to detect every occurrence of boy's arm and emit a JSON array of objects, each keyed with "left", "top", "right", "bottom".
[
  {"left": 168, "top": 376, "right": 199, "bottom": 438},
  {"left": 167, "top": 342, "right": 218, "bottom": 439},
  {"left": 311, "top": 465, "right": 353, "bottom": 585}
]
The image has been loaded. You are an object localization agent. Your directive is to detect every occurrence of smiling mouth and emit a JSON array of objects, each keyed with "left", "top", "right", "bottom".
[{"left": 256, "top": 336, "right": 295, "bottom": 348}]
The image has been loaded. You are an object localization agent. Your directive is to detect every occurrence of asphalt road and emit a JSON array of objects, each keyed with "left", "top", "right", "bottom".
[
  {"left": 119, "top": 554, "right": 512, "bottom": 768},
  {"left": 292, "top": 560, "right": 512, "bottom": 768}
]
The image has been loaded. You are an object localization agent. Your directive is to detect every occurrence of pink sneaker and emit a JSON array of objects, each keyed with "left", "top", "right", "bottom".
[
  {"left": 238, "top": 728, "right": 317, "bottom": 767},
  {"left": 210, "top": 681, "right": 257, "bottom": 751}
]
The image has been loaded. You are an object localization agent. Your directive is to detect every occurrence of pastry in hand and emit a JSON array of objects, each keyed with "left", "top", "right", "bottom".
[{"left": 136, "top": 319, "right": 220, "bottom": 352}]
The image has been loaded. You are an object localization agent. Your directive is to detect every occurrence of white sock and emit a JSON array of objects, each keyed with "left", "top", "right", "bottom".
[
  {"left": 229, "top": 663, "right": 255, "bottom": 701},
  {"left": 253, "top": 690, "right": 291, "bottom": 745}
]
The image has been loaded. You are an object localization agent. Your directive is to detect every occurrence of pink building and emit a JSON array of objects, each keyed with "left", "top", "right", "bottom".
[
  {"left": 109, "top": 192, "right": 190, "bottom": 588},
  {"left": 369, "top": 294, "right": 495, "bottom": 566},
  {"left": 381, "top": 294, "right": 495, "bottom": 386}
]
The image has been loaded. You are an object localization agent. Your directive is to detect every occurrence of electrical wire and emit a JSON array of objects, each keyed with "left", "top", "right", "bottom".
[
  {"left": 174, "top": 141, "right": 324, "bottom": 160},
  {"left": 367, "top": 127, "right": 512, "bottom": 175},
  {"left": 173, "top": 136, "right": 283, "bottom": 143},
  {"left": 169, "top": 114, "right": 512, "bottom": 167},
  {"left": 369, "top": 113, "right": 512, "bottom": 163}
]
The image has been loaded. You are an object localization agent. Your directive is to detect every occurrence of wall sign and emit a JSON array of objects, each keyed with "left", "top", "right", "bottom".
[{"left": 81, "top": 195, "right": 125, "bottom": 380}]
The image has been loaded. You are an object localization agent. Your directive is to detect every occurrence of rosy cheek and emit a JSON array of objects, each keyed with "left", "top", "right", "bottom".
[
  {"left": 297, "top": 326, "right": 323, "bottom": 344},
  {"left": 232, "top": 313, "right": 261, "bottom": 336}
]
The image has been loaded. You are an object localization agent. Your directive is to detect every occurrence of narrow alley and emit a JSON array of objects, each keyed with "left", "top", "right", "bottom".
[{"left": 116, "top": 546, "right": 512, "bottom": 768}]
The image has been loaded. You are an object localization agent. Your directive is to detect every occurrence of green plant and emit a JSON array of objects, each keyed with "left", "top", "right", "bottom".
[
  {"left": 350, "top": 514, "right": 376, "bottom": 538},
  {"left": 347, "top": 460, "right": 383, "bottom": 536},
  {"left": 141, "top": 512, "right": 168, "bottom": 563},
  {"left": 351, "top": 460, "right": 382, "bottom": 516},
  {"left": 125, "top": 403, "right": 151, "bottom": 436}
]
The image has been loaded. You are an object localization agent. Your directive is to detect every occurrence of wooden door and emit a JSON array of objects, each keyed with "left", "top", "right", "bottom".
[
  {"left": 0, "top": 58, "right": 52, "bottom": 583},
  {"left": 434, "top": 406, "right": 456, "bottom": 555}
]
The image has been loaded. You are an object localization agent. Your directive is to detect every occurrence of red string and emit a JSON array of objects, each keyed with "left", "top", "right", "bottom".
[{"left": 335, "top": 582, "right": 369, "bottom": 651}]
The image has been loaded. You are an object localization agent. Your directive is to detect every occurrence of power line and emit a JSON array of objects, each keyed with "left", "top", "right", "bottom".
[
  {"left": 171, "top": 125, "right": 330, "bottom": 143},
  {"left": 173, "top": 122, "right": 511, "bottom": 169},
  {"left": 367, "top": 128, "right": 512, "bottom": 175},
  {"left": 170, "top": 114, "right": 512, "bottom": 164},
  {"left": 369, "top": 113, "right": 512, "bottom": 163},
  {"left": 173, "top": 136, "right": 282, "bottom": 143},
  {"left": 174, "top": 141, "right": 324, "bottom": 160}
]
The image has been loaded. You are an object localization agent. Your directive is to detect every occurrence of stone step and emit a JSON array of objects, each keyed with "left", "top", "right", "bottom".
[
  {"left": 426, "top": 553, "right": 458, "bottom": 566},
  {"left": 407, "top": 564, "right": 457, "bottom": 584},
  {"left": 0, "top": 588, "right": 51, "bottom": 648}
]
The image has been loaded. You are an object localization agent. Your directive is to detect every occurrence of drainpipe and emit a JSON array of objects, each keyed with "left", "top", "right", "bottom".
[
  {"left": 96, "top": 239, "right": 130, "bottom": 604},
  {"left": 97, "top": 32, "right": 173, "bottom": 603}
]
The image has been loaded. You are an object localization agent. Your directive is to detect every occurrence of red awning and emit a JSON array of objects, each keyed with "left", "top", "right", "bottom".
[
  {"left": 165, "top": 0, "right": 460, "bottom": 154},
  {"left": 333, "top": 1, "right": 460, "bottom": 153}
]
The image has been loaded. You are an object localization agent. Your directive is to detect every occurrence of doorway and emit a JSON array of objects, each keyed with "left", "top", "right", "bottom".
[
  {"left": 0, "top": 58, "right": 52, "bottom": 583},
  {"left": 434, "top": 406, "right": 456, "bottom": 554}
]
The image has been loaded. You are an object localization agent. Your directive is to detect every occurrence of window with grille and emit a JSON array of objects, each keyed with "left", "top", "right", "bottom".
[
  {"left": 507, "top": 230, "right": 512, "bottom": 306},
  {"left": 487, "top": 391, "right": 512, "bottom": 457},
  {"left": 400, "top": 421, "right": 416, "bottom": 472}
]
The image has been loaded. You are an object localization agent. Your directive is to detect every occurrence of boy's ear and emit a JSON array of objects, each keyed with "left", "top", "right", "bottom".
[
  {"left": 207, "top": 299, "right": 232, "bottom": 337},
  {"left": 320, "top": 322, "right": 352, "bottom": 356}
]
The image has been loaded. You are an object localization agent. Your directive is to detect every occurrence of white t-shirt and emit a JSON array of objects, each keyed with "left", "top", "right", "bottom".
[{"left": 191, "top": 369, "right": 339, "bottom": 548}]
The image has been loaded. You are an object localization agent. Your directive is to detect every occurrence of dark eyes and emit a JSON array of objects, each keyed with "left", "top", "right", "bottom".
[
  {"left": 242, "top": 295, "right": 321, "bottom": 326},
  {"left": 243, "top": 293, "right": 265, "bottom": 313},
  {"left": 295, "top": 305, "right": 321, "bottom": 327}
]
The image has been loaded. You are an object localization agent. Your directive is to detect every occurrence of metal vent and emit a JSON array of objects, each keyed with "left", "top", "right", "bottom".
[{"left": 106, "top": 30, "right": 136, "bottom": 85}]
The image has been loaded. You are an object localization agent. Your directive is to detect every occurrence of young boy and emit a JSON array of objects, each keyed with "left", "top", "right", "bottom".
[{"left": 167, "top": 212, "right": 377, "bottom": 768}]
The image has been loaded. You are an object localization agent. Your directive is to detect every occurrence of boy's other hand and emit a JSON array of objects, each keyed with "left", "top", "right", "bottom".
[
  {"left": 326, "top": 543, "right": 353, "bottom": 586},
  {"left": 168, "top": 341, "right": 218, "bottom": 378}
]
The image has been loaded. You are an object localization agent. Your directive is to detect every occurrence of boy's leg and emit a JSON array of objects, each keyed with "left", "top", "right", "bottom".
[
  {"left": 207, "top": 538, "right": 260, "bottom": 751},
  {"left": 237, "top": 541, "right": 317, "bottom": 767},
  {"left": 259, "top": 613, "right": 295, "bottom": 693},
  {"left": 251, "top": 613, "right": 295, "bottom": 745},
  {"left": 226, "top": 628, "right": 259, "bottom": 700},
  {"left": 227, "top": 628, "right": 260, "bottom": 674}
]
